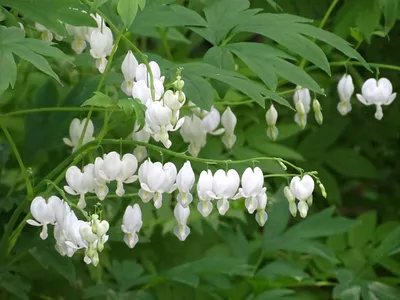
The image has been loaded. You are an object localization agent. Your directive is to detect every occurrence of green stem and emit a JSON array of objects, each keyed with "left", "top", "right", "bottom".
[
  {"left": 158, "top": 28, "right": 173, "bottom": 60},
  {"left": 99, "top": 139, "right": 303, "bottom": 172},
  {"left": 0, "top": 107, "right": 120, "bottom": 117},
  {"left": 306, "top": 61, "right": 400, "bottom": 73},
  {"left": 77, "top": 30, "right": 124, "bottom": 148},
  {"left": 86, "top": 193, "right": 138, "bottom": 200},
  {"left": 299, "top": 0, "right": 340, "bottom": 69},
  {"left": 0, "top": 122, "right": 33, "bottom": 197}
]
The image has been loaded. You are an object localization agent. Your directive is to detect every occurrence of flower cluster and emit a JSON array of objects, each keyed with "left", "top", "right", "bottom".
[
  {"left": 122, "top": 52, "right": 185, "bottom": 149},
  {"left": 27, "top": 196, "right": 109, "bottom": 266},
  {"left": 28, "top": 149, "right": 318, "bottom": 265},
  {"left": 180, "top": 105, "right": 237, "bottom": 157},
  {"left": 35, "top": 14, "right": 115, "bottom": 73},
  {"left": 337, "top": 74, "right": 396, "bottom": 120}
]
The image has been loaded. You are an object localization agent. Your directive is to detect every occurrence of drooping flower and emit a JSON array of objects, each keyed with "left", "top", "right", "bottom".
[
  {"left": 121, "top": 204, "right": 143, "bottom": 248},
  {"left": 176, "top": 161, "right": 195, "bottom": 207},
  {"left": 337, "top": 74, "right": 354, "bottom": 116},
  {"left": 221, "top": 107, "right": 237, "bottom": 148},
  {"left": 293, "top": 86, "right": 311, "bottom": 128},
  {"left": 138, "top": 160, "right": 177, "bottom": 208},
  {"left": 35, "top": 23, "right": 53, "bottom": 42},
  {"left": 89, "top": 26, "right": 113, "bottom": 73},
  {"left": 121, "top": 51, "right": 139, "bottom": 96},
  {"left": 92, "top": 157, "right": 109, "bottom": 200},
  {"left": 202, "top": 107, "right": 225, "bottom": 135},
  {"left": 196, "top": 170, "right": 214, "bottom": 217},
  {"left": 236, "top": 167, "right": 266, "bottom": 214},
  {"left": 174, "top": 203, "right": 190, "bottom": 241},
  {"left": 145, "top": 101, "right": 184, "bottom": 148},
  {"left": 255, "top": 193, "right": 268, "bottom": 226},
  {"left": 66, "top": 24, "right": 88, "bottom": 55},
  {"left": 290, "top": 175, "right": 315, "bottom": 218},
  {"left": 63, "top": 118, "right": 95, "bottom": 152},
  {"left": 27, "top": 196, "right": 58, "bottom": 240},
  {"left": 97, "top": 152, "right": 138, "bottom": 196},
  {"left": 180, "top": 115, "right": 208, "bottom": 157},
  {"left": 210, "top": 169, "right": 240, "bottom": 215},
  {"left": 266, "top": 104, "right": 278, "bottom": 141},
  {"left": 356, "top": 78, "right": 397, "bottom": 120},
  {"left": 64, "top": 165, "right": 95, "bottom": 209}
]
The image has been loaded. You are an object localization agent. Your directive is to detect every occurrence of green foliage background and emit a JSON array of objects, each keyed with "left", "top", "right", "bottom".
[{"left": 1, "top": 0, "right": 400, "bottom": 299}]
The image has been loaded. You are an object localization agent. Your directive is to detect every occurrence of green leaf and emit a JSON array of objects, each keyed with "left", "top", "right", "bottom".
[
  {"left": 254, "top": 289, "right": 295, "bottom": 300},
  {"left": 132, "top": 4, "right": 206, "bottom": 28},
  {"left": 0, "top": 26, "right": 69, "bottom": 92},
  {"left": 110, "top": 260, "right": 144, "bottom": 291},
  {"left": 118, "top": 0, "right": 139, "bottom": 28},
  {"left": 257, "top": 261, "right": 309, "bottom": 281},
  {"left": 371, "top": 226, "right": 400, "bottom": 262},
  {"left": 356, "top": 0, "right": 381, "bottom": 41},
  {"left": 348, "top": 211, "right": 377, "bottom": 248},
  {"left": 29, "top": 247, "right": 76, "bottom": 281},
  {"left": 380, "top": 0, "right": 399, "bottom": 33},
  {"left": 1, "top": 0, "right": 97, "bottom": 35},
  {"left": 236, "top": 13, "right": 370, "bottom": 73},
  {"left": 0, "top": 273, "right": 30, "bottom": 300},
  {"left": 82, "top": 92, "right": 114, "bottom": 107},
  {"left": 323, "top": 148, "right": 378, "bottom": 179},
  {"left": 191, "top": 0, "right": 252, "bottom": 45},
  {"left": 204, "top": 46, "right": 235, "bottom": 71},
  {"left": 285, "top": 207, "right": 356, "bottom": 239},
  {"left": 83, "top": 284, "right": 111, "bottom": 299},
  {"left": 182, "top": 74, "right": 214, "bottom": 110},
  {"left": 227, "top": 42, "right": 322, "bottom": 93}
]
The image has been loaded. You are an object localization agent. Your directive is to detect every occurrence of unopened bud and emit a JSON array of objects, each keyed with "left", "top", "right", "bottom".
[
  {"left": 295, "top": 100, "right": 306, "bottom": 115},
  {"left": 297, "top": 200, "right": 308, "bottom": 218},
  {"left": 289, "top": 201, "right": 297, "bottom": 217},
  {"left": 319, "top": 183, "right": 327, "bottom": 198},
  {"left": 91, "top": 252, "right": 99, "bottom": 266},
  {"left": 173, "top": 75, "right": 185, "bottom": 90},
  {"left": 178, "top": 90, "right": 186, "bottom": 103},
  {"left": 306, "top": 195, "right": 313, "bottom": 206},
  {"left": 97, "top": 242, "right": 104, "bottom": 252},
  {"left": 295, "top": 113, "right": 307, "bottom": 129},
  {"left": 265, "top": 104, "right": 278, "bottom": 126},
  {"left": 284, "top": 186, "right": 295, "bottom": 202},
  {"left": 313, "top": 99, "right": 323, "bottom": 125},
  {"left": 267, "top": 126, "right": 278, "bottom": 141}
]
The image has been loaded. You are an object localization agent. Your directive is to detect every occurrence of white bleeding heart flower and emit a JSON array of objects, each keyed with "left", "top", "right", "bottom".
[
  {"left": 66, "top": 24, "right": 88, "bottom": 54},
  {"left": 121, "top": 50, "right": 139, "bottom": 96},
  {"left": 64, "top": 166, "right": 94, "bottom": 209},
  {"left": 202, "top": 107, "right": 225, "bottom": 135},
  {"left": 176, "top": 161, "right": 195, "bottom": 208},
  {"left": 145, "top": 101, "right": 184, "bottom": 149},
  {"left": 255, "top": 193, "right": 268, "bottom": 227},
  {"left": 27, "top": 196, "right": 58, "bottom": 240},
  {"left": 211, "top": 169, "right": 240, "bottom": 215},
  {"left": 338, "top": 74, "right": 354, "bottom": 103},
  {"left": 293, "top": 86, "right": 311, "bottom": 113},
  {"left": 92, "top": 157, "right": 109, "bottom": 201},
  {"left": 173, "top": 203, "right": 190, "bottom": 241},
  {"left": 221, "top": 107, "right": 237, "bottom": 149},
  {"left": 138, "top": 160, "right": 177, "bottom": 208},
  {"left": 132, "top": 122, "right": 151, "bottom": 162},
  {"left": 266, "top": 104, "right": 279, "bottom": 141},
  {"left": 136, "top": 61, "right": 164, "bottom": 83},
  {"left": 197, "top": 170, "right": 214, "bottom": 217},
  {"left": 55, "top": 210, "right": 86, "bottom": 257},
  {"left": 236, "top": 167, "right": 266, "bottom": 214},
  {"left": 63, "top": 118, "right": 95, "bottom": 152},
  {"left": 180, "top": 115, "right": 208, "bottom": 157},
  {"left": 164, "top": 90, "right": 185, "bottom": 112},
  {"left": 289, "top": 175, "right": 315, "bottom": 202},
  {"left": 35, "top": 22, "right": 53, "bottom": 42},
  {"left": 356, "top": 78, "right": 397, "bottom": 120},
  {"left": 337, "top": 100, "right": 352, "bottom": 116},
  {"left": 121, "top": 204, "right": 143, "bottom": 248}
]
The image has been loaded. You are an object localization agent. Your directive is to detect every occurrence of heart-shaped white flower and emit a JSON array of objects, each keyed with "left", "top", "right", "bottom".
[{"left": 289, "top": 175, "right": 314, "bottom": 202}]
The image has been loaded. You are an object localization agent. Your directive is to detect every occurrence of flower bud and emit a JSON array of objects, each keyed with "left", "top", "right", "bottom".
[
  {"left": 306, "top": 195, "right": 313, "bottom": 206},
  {"left": 267, "top": 126, "right": 278, "bottom": 141},
  {"left": 91, "top": 252, "right": 100, "bottom": 266},
  {"left": 295, "top": 100, "right": 306, "bottom": 115},
  {"left": 297, "top": 200, "right": 308, "bottom": 218},
  {"left": 284, "top": 186, "right": 295, "bottom": 202},
  {"left": 97, "top": 242, "right": 104, "bottom": 252},
  {"left": 265, "top": 104, "right": 278, "bottom": 126},
  {"left": 173, "top": 75, "right": 185, "bottom": 90},
  {"left": 319, "top": 183, "right": 327, "bottom": 198},
  {"left": 289, "top": 201, "right": 297, "bottom": 217},
  {"left": 279, "top": 161, "right": 287, "bottom": 170},
  {"left": 313, "top": 99, "right": 323, "bottom": 125}
]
